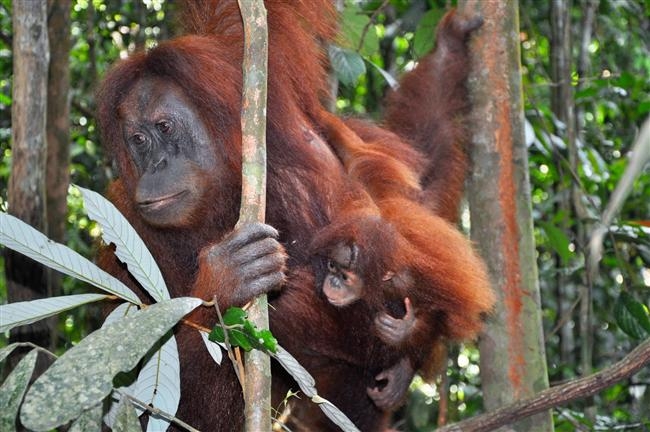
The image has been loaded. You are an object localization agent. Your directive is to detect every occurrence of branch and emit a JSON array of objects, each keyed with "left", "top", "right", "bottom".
[
  {"left": 587, "top": 115, "right": 650, "bottom": 280},
  {"left": 212, "top": 296, "right": 245, "bottom": 389},
  {"left": 117, "top": 390, "right": 200, "bottom": 432},
  {"left": 356, "top": 0, "right": 390, "bottom": 52},
  {"left": 235, "top": 1, "right": 271, "bottom": 430},
  {"left": 437, "top": 337, "right": 650, "bottom": 432}
]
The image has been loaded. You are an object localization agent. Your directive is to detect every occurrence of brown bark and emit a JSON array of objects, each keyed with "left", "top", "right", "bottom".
[
  {"left": 459, "top": 0, "right": 553, "bottom": 431},
  {"left": 236, "top": 1, "right": 271, "bottom": 430},
  {"left": 6, "top": 0, "right": 51, "bottom": 349},
  {"left": 437, "top": 338, "right": 650, "bottom": 432}
]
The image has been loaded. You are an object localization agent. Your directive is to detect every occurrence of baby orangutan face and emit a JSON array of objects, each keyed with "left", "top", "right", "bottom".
[{"left": 322, "top": 243, "right": 363, "bottom": 307}]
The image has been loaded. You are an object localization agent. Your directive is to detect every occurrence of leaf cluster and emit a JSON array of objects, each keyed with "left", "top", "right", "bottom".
[{"left": 209, "top": 307, "right": 278, "bottom": 353}]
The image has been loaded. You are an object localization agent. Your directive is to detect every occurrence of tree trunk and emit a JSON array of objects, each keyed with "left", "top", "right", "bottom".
[
  {"left": 7, "top": 1, "right": 51, "bottom": 349},
  {"left": 236, "top": 1, "right": 271, "bottom": 430},
  {"left": 550, "top": 2, "right": 595, "bottom": 407},
  {"left": 46, "top": 0, "right": 71, "bottom": 301},
  {"left": 460, "top": 1, "right": 554, "bottom": 431}
]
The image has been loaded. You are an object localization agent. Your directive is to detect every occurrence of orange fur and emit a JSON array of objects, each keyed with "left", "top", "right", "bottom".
[
  {"left": 317, "top": 111, "right": 494, "bottom": 346},
  {"left": 311, "top": 12, "right": 494, "bottom": 405}
]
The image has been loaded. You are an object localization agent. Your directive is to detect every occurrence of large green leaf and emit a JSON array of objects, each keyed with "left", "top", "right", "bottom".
[
  {"left": 20, "top": 297, "right": 201, "bottom": 431},
  {"left": 615, "top": 292, "right": 650, "bottom": 340},
  {"left": 328, "top": 44, "right": 366, "bottom": 87},
  {"left": 132, "top": 333, "right": 180, "bottom": 432},
  {"left": 413, "top": 9, "right": 443, "bottom": 57},
  {"left": 539, "top": 221, "right": 573, "bottom": 265},
  {"left": 338, "top": 6, "right": 379, "bottom": 57},
  {"left": 113, "top": 398, "right": 141, "bottom": 432},
  {"left": 68, "top": 405, "right": 103, "bottom": 432},
  {"left": 0, "top": 350, "right": 38, "bottom": 432},
  {"left": 79, "top": 186, "right": 169, "bottom": 302},
  {"left": 0, "top": 212, "right": 139, "bottom": 304},
  {"left": 0, "top": 294, "right": 108, "bottom": 333}
]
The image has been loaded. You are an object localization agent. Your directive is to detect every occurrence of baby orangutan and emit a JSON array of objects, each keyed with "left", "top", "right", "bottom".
[
  {"left": 311, "top": 204, "right": 494, "bottom": 410},
  {"left": 321, "top": 238, "right": 418, "bottom": 346}
]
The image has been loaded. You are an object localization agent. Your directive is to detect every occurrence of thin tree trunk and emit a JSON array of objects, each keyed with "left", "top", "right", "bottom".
[
  {"left": 550, "top": 0, "right": 580, "bottom": 382},
  {"left": 551, "top": 2, "right": 595, "bottom": 406},
  {"left": 460, "top": 1, "right": 553, "bottom": 431},
  {"left": 574, "top": 1, "right": 599, "bottom": 390},
  {"left": 46, "top": 0, "right": 71, "bottom": 306},
  {"left": 86, "top": 0, "right": 97, "bottom": 93},
  {"left": 576, "top": 0, "right": 598, "bottom": 97},
  {"left": 7, "top": 0, "right": 51, "bottom": 352},
  {"left": 236, "top": 1, "right": 271, "bottom": 430}
]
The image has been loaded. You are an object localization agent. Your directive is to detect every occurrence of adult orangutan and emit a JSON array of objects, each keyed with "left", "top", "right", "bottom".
[{"left": 95, "top": 1, "right": 490, "bottom": 430}]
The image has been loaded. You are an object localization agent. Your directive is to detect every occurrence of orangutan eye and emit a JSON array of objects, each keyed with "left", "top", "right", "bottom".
[
  {"left": 156, "top": 120, "right": 173, "bottom": 134},
  {"left": 131, "top": 133, "right": 147, "bottom": 147}
]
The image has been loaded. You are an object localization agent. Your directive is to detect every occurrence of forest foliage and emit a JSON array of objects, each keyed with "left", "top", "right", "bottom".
[{"left": 0, "top": 0, "right": 648, "bottom": 431}]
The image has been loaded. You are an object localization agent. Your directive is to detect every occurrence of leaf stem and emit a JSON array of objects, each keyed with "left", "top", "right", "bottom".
[{"left": 213, "top": 296, "right": 246, "bottom": 389}]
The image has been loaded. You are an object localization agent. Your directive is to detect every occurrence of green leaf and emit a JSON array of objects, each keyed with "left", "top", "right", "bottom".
[
  {"left": 257, "top": 329, "right": 278, "bottom": 353},
  {"left": 131, "top": 333, "right": 180, "bottom": 432},
  {"left": 69, "top": 404, "right": 103, "bottom": 432},
  {"left": 0, "top": 344, "right": 20, "bottom": 364},
  {"left": 208, "top": 307, "right": 277, "bottom": 353},
  {"left": 615, "top": 292, "right": 650, "bottom": 340},
  {"left": 621, "top": 292, "right": 650, "bottom": 333},
  {"left": 0, "top": 294, "right": 108, "bottom": 333},
  {"left": 638, "top": 100, "right": 650, "bottom": 115},
  {"left": 223, "top": 307, "right": 247, "bottom": 326},
  {"left": 575, "top": 86, "right": 599, "bottom": 100},
  {"left": 79, "top": 186, "right": 170, "bottom": 302},
  {"left": 229, "top": 328, "right": 254, "bottom": 352},
  {"left": 0, "top": 212, "right": 140, "bottom": 304},
  {"left": 413, "top": 9, "right": 444, "bottom": 57},
  {"left": 20, "top": 297, "right": 201, "bottom": 431},
  {"left": 328, "top": 44, "right": 366, "bottom": 87},
  {"left": 614, "top": 71, "right": 635, "bottom": 88},
  {"left": 208, "top": 326, "right": 226, "bottom": 344},
  {"left": 339, "top": 6, "right": 379, "bottom": 56},
  {"left": 367, "top": 60, "right": 398, "bottom": 88},
  {"left": 113, "top": 398, "right": 141, "bottom": 432},
  {"left": 242, "top": 320, "right": 276, "bottom": 352},
  {"left": 0, "top": 350, "right": 38, "bottom": 431},
  {"left": 539, "top": 221, "right": 573, "bottom": 265},
  {"left": 0, "top": 92, "right": 11, "bottom": 106},
  {"left": 199, "top": 330, "right": 224, "bottom": 365}
]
